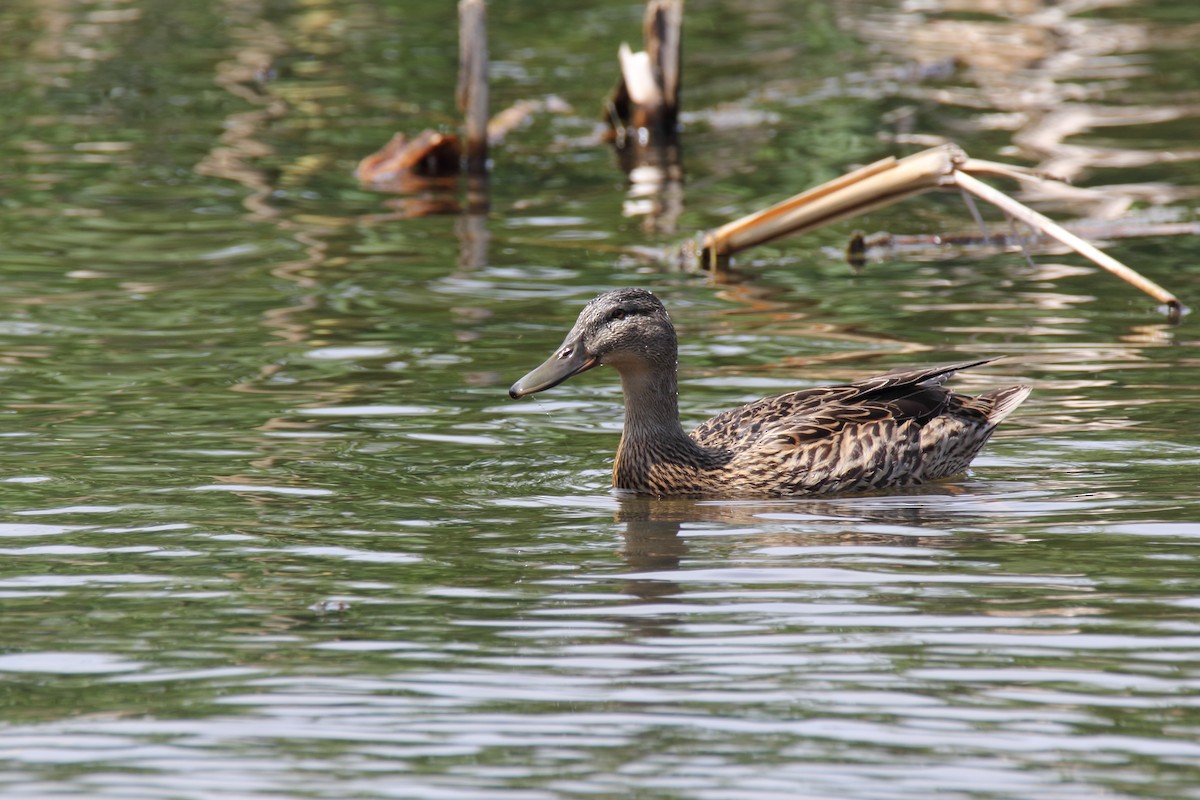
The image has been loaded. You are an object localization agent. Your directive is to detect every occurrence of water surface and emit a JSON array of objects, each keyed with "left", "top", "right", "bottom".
[{"left": 1, "top": 1, "right": 1200, "bottom": 798}]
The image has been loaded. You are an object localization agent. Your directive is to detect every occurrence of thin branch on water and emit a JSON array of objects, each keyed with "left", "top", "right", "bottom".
[{"left": 952, "top": 169, "right": 1185, "bottom": 318}]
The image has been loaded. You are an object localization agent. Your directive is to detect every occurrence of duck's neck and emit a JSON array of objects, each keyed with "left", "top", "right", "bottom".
[{"left": 612, "top": 363, "right": 712, "bottom": 491}]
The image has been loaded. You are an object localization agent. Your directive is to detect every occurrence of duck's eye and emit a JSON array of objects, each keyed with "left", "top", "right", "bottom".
[{"left": 609, "top": 308, "right": 626, "bottom": 321}]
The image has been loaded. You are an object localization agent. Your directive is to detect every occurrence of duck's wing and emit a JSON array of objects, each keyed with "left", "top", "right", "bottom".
[
  {"left": 690, "top": 358, "right": 1000, "bottom": 450},
  {"left": 689, "top": 359, "right": 1028, "bottom": 494}
]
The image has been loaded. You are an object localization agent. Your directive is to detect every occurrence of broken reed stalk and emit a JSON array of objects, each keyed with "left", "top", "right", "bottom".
[
  {"left": 457, "top": 0, "right": 489, "bottom": 177},
  {"left": 644, "top": 0, "right": 683, "bottom": 135},
  {"left": 610, "top": 0, "right": 684, "bottom": 146},
  {"left": 617, "top": 46, "right": 663, "bottom": 130},
  {"left": 699, "top": 144, "right": 1187, "bottom": 316}
]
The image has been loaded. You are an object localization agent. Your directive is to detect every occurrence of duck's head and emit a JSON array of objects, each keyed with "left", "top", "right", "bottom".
[{"left": 509, "top": 288, "right": 677, "bottom": 399}]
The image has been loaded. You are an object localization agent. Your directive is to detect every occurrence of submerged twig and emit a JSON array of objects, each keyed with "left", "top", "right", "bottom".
[{"left": 356, "top": 131, "right": 462, "bottom": 185}]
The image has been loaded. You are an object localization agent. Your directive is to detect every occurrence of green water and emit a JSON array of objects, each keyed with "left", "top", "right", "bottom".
[{"left": 1, "top": 0, "right": 1200, "bottom": 798}]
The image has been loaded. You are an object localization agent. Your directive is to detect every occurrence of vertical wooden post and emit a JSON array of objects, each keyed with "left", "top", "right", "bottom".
[
  {"left": 457, "top": 0, "right": 489, "bottom": 177},
  {"left": 645, "top": 0, "right": 682, "bottom": 137}
]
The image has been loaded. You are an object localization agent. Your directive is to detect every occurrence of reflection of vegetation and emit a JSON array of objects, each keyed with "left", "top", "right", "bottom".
[{"left": 850, "top": 0, "right": 1200, "bottom": 214}]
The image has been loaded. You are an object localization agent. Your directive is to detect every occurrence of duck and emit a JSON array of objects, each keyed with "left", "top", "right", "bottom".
[{"left": 508, "top": 288, "right": 1031, "bottom": 497}]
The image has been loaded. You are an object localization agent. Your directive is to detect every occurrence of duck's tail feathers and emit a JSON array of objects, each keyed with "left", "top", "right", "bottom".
[{"left": 982, "top": 385, "right": 1032, "bottom": 424}]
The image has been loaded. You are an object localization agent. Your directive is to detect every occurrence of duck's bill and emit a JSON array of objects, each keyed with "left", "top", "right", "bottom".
[{"left": 509, "top": 341, "right": 597, "bottom": 399}]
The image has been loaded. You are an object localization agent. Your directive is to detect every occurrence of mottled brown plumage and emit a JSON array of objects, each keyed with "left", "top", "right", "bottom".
[{"left": 509, "top": 288, "right": 1031, "bottom": 497}]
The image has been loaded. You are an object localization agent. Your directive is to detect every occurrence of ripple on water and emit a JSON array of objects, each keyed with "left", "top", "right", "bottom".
[{"left": 0, "top": 652, "right": 142, "bottom": 675}]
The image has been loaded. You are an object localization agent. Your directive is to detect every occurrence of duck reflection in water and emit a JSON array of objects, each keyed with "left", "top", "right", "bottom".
[{"left": 614, "top": 488, "right": 1031, "bottom": 606}]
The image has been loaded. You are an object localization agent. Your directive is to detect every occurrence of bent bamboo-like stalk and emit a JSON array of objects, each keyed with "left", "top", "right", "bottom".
[
  {"left": 702, "top": 145, "right": 964, "bottom": 260},
  {"left": 698, "top": 144, "right": 1187, "bottom": 316}
]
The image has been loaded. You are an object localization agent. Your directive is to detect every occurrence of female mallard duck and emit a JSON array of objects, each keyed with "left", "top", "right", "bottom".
[{"left": 509, "top": 288, "right": 1030, "bottom": 497}]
